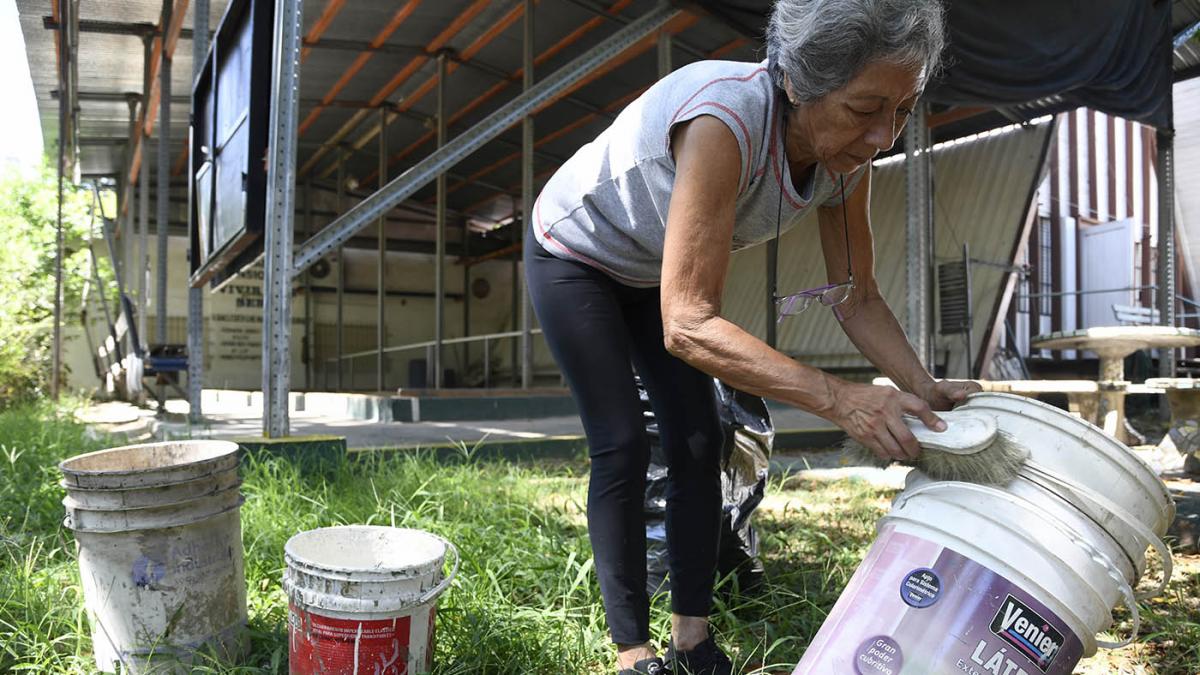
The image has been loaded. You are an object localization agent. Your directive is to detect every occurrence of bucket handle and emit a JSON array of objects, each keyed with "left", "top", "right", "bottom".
[
  {"left": 1021, "top": 461, "right": 1173, "bottom": 601},
  {"left": 419, "top": 535, "right": 460, "bottom": 605},
  {"left": 897, "top": 481, "right": 1140, "bottom": 650}
]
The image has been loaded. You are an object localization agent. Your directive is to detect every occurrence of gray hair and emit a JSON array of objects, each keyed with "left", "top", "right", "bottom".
[{"left": 765, "top": 0, "right": 946, "bottom": 103}]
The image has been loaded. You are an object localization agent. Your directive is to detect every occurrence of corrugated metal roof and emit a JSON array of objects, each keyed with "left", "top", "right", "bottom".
[
  {"left": 1173, "top": 77, "right": 1200, "bottom": 290},
  {"left": 721, "top": 120, "right": 1053, "bottom": 375},
  {"left": 1174, "top": 0, "right": 1200, "bottom": 77}
]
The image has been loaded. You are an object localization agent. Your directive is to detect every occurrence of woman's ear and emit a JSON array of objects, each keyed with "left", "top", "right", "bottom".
[{"left": 782, "top": 76, "right": 799, "bottom": 107}]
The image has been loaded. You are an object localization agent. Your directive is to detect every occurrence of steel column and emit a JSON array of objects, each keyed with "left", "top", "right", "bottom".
[
  {"left": 336, "top": 152, "right": 345, "bottom": 391},
  {"left": 435, "top": 53, "right": 447, "bottom": 390},
  {"left": 377, "top": 107, "right": 387, "bottom": 392},
  {"left": 187, "top": 0, "right": 209, "bottom": 423},
  {"left": 765, "top": 241, "right": 778, "bottom": 348},
  {"left": 520, "top": 0, "right": 535, "bottom": 389},
  {"left": 123, "top": 97, "right": 138, "bottom": 301},
  {"left": 462, "top": 220, "right": 471, "bottom": 372},
  {"left": 137, "top": 36, "right": 151, "bottom": 353},
  {"left": 657, "top": 30, "right": 672, "bottom": 76},
  {"left": 155, "top": 0, "right": 171, "bottom": 347},
  {"left": 261, "top": 0, "right": 304, "bottom": 437},
  {"left": 52, "top": 0, "right": 67, "bottom": 399},
  {"left": 303, "top": 178, "right": 313, "bottom": 390},
  {"left": 291, "top": 5, "right": 681, "bottom": 277},
  {"left": 1157, "top": 127, "right": 1177, "bottom": 377},
  {"left": 904, "top": 101, "right": 932, "bottom": 370}
]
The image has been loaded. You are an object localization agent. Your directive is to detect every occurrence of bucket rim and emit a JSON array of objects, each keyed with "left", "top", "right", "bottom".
[
  {"left": 63, "top": 493, "right": 245, "bottom": 533},
  {"left": 62, "top": 482, "right": 243, "bottom": 514},
  {"left": 58, "top": 465, "right": 240, "bottom": 494},
  {"left": 963, "top": 392, "right": 1172, "bottom": 520},
  {"left": 284, "top": 525, "right": 448, "bottom": 577},
  {"left": 58, "top": 440, "right": 241, "bottom": 480}
]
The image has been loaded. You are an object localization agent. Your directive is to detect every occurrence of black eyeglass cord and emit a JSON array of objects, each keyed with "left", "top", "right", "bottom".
[{"left": 772, "top": 110, "right": 854, "bottom": 305}]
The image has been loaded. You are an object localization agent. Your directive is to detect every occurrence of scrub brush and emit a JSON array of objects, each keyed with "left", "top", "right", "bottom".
[{"left": 841, "top": 409, "right": 1029, "bottom": 485}]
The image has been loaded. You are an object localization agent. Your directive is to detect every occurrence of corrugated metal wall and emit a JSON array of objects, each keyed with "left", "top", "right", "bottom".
[
  {"left": 721, "top": 121, "right": 1052, "bottom": 377},
  {"left": 1175, "top": 78, "right": 1200, "bottom": 295}
]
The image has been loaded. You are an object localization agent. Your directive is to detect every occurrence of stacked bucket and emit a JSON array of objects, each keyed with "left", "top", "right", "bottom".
[
  {"left": 59, "top": 440, "right": 248, "bottom": 673},
  {"left": 796, "top": 393, "right": 1175, "bottom": 675}
]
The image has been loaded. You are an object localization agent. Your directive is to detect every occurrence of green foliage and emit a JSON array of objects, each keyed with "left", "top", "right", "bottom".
[
  {"left": 1, "top": 404, "right": 1197, "bottom": 673},
  {"left": 0, "top": 165, "right": 109, "bottom": 408}
]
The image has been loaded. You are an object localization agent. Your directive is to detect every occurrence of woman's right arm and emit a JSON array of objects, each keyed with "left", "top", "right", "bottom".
[{"left": 661, "top": 115, "right": 940, "bottom": 460}]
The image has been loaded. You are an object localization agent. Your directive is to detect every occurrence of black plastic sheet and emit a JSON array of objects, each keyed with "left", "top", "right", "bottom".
[
  {"left": 640, "top": 377, "right": 774, "bottom": 596},
  {"left": 684, "top": 0, "right": 1174, "bottom": 128}
]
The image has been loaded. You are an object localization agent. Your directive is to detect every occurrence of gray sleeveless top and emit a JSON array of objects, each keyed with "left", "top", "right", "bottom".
[{"left": 532, "top": 59, "right": 866, "bottom": 288}]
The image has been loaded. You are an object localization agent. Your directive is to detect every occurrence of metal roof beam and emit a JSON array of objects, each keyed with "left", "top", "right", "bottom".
[{"left": 292, "top": 4, "right": 681, "bottom": 277}]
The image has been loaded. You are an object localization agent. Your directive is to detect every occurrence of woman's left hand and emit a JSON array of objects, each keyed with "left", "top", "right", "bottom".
[{"left": 917, "top": 380, "right": 982, "bottom": 411}]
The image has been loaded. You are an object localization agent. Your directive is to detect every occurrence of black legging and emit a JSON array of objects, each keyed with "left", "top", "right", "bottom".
[{"left": 525, "top": 237, "right": 724, "bottom": 645}]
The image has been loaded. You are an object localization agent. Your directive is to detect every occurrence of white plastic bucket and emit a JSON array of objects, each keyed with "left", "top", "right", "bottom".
[
  {"left": 795, "top": 478, "right": 1138, "bottom": 674},
  {"left": 283, "top": 526, "right": 459, "bottom": 675},
  {"left": 960, "top": 393, "right": 1175, "bottom": 536},
  {"left": 793, "top": 393, "right": 1176, "bottom": 675},
  {"left": 59, "top": 440, "right": 247, "bottom": 673}
]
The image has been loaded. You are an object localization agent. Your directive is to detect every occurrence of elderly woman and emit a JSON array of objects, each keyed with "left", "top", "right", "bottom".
[{"left": 525, "top": 0, "right": 976, "bottom": 672}]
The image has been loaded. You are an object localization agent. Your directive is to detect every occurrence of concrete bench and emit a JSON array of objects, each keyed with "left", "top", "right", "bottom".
[{"left": 1144, "top": 378, "right": 1200, "bottom": 473}]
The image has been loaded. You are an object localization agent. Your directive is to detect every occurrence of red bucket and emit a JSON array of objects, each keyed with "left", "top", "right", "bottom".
[{"left": 283, "top": 526, "right": 458, "bottom": 675}]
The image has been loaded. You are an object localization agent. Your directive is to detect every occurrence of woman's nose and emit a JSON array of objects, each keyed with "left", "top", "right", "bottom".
[{"left": 864, "top": 116, "right": 898, "bottom": 153}]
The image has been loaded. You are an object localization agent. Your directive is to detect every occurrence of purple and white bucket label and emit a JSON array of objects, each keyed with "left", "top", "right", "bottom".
[{"left": 794, "top": 524, "right": 1084, "bottom": 675}]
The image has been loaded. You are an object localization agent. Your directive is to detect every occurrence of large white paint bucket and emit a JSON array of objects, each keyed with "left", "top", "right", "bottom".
[
  {"left": 793, "top": 393, "right": 1174, "bottom": 675},
  {"left": 284, "top": 526, "right": 459, "bottom": 675},
  {"left": 59, "top": 440, "right": 247, "bottom": 673}
]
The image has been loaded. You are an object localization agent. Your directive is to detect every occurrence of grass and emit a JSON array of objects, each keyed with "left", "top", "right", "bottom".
[{"left": 0, "top": 401, "right": 1197, "bottom": 673}]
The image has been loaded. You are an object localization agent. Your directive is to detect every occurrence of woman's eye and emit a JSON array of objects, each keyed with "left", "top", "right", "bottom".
[{"left": 849, "top": 106, "right": 876, "bottom": 116}]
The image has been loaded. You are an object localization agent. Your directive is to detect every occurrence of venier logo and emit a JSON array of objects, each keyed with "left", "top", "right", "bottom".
[{"left": 989, "top": 595, "right": 1064, "bottom": 672}]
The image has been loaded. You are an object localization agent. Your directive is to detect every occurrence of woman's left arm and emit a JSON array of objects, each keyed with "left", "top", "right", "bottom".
[{"left": 816, "top": 168, "right": 978, "bottom": 411}]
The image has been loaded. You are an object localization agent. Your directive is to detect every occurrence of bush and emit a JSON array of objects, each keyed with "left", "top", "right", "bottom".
[{"left": 0, "top": 165, "right": 108, "bottom": 409}]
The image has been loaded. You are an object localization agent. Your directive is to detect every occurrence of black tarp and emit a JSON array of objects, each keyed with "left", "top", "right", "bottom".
[{"left": 683, "top": 0, "right": 1175, "bottom": 128}]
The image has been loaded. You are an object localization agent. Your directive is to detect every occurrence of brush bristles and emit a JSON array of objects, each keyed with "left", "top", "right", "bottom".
[{"left": 840, "top": 432, "right": 1030, "bottom": 486}]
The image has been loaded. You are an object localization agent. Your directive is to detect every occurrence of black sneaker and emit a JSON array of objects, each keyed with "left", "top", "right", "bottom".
[
  {"left": 666, "top": 635, "right": 734, "bottom": 675},
  {"left": 618, "top": 656, "right": 671, "bottom": 675}
]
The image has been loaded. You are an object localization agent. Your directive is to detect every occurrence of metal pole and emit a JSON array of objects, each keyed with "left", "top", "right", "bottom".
[
  {"left": 336, "top": 152, "right": 345, "bottom": 391},
  {"left": 435, "top": 53, "right": 447, "bottom": 390},
  {"left": 963, "top": 243, "right": 974, "bottom": 378},
  {"left": 261, "top": 0, "right": 303, "bottom": 437},
  {"left": 765, "top": 240, "right": 777, "bottom": 348},
  {"left": 303, "top": 178, "right": 313, "bottom": 390},
  {"left": 53, "top": 0, "right": 66, "bottom": 399},
  {"left": 291, "top": 5, "right": 680, "bottom": 276},
  {"left": 156, "top": 0, "right": 171, "bottom": 347},
  {"left": 520, "top": 0, "right": 535, "bottom": 389},
  {"left": 377, "top": 106, "right": 387, "bottom": 392},
  {"left": 122, "top": 97, "right": 139, "bottom": 296},
  {"left": 462, "top": 219, "right": 471, "bottom": 376},
  {"left": 904, "top": 101, "right": 931, "bottom": 370},
  {"left": 187, "top": 0, "right": 209, "bottom": 424},
  {"left": 1156, "top": 127, "right": 1177, "bottom": 378},
  {"left": 656, "top": 30, "right": 672, "bottom": 77},
  {"left": 138, "top": 36, "right": 151, "bottom": 353}
]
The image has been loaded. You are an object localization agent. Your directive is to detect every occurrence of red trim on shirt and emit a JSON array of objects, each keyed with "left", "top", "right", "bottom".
[{"left": 533, "top": 196, "right": 656, "bottom": 286}]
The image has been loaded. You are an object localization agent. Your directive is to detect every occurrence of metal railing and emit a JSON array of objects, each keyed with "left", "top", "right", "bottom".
[{"left": 322, "top": 328, "right": 547, "bottom": 391}]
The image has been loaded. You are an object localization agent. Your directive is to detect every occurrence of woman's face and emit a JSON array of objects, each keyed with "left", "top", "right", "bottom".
[{"left": 788, "top": 60, "right": 923, "bottom": 174}]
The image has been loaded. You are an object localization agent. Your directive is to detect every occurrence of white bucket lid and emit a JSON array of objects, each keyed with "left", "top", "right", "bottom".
[{"left": 284, "top": 525, "right": 447, "bottom": 581}]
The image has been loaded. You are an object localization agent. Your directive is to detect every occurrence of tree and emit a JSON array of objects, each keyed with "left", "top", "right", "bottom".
[{"left": 0, "top": 164, "right": 108, "bottom": 408}]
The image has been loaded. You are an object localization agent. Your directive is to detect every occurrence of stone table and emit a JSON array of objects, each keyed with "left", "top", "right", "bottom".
[{"left": 1032, "top": 326, "right": 1200, "bottom": 443}]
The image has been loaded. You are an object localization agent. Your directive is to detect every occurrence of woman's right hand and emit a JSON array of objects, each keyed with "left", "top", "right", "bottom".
[{"left": 828, "top": 381, "right": 945, "bottom": 462}]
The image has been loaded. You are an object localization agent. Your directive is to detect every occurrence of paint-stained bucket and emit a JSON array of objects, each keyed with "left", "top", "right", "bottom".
[
  {"left": 283, "top": 526, "right": 459, "bottom": 675},
  {"left": 793, "top": 393, "right": 1174, "bottom": 675},
  {"left": 59, "top": 440, "right": 248, "bottom": 673}
]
